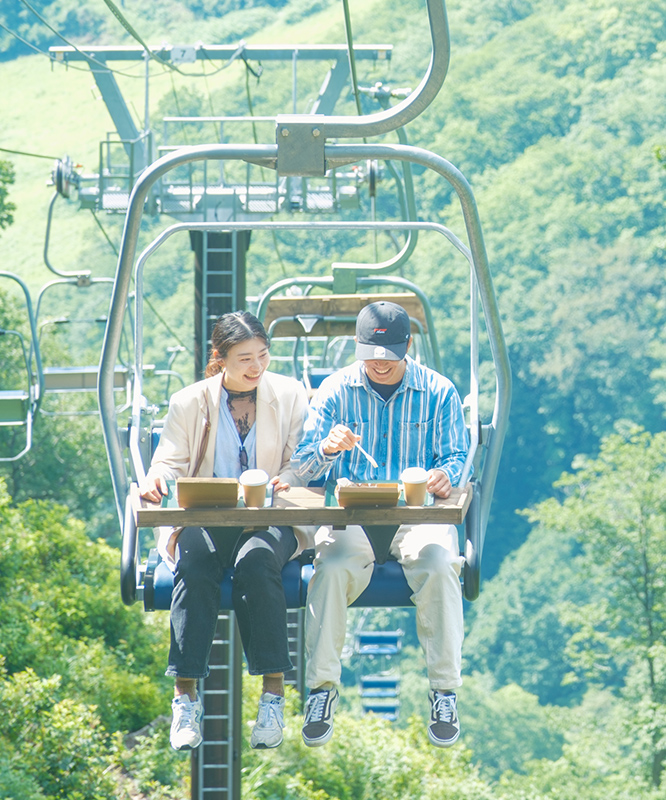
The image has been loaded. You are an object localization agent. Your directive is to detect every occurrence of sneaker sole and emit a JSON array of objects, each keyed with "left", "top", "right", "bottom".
[
  {"left": 171, "top": 739, "right": 202, "bottom": 751},
  {"left": 251, "top": 733, "right": 284, "bottom": 749},
  {"left": 427, "top": 727, "right": 460, "bottom": 748},
  {"left": 302, "top": 727, "right": 335, "bottom": 747}
]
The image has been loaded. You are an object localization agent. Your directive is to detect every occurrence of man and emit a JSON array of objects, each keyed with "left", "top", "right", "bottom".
[{"left": 291, "top": 300, "right": 470, "bottom": 749}]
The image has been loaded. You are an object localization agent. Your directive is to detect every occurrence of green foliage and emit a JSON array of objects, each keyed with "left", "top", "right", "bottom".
[
  {"left": 0, "top": 666, "right": 116, "bottom": 799},
  {"left": 459, "top": 674, "right": 563, "bottom": 780},
  {"left": 496, "top": 689, "right": 656, "bottom": 800},
  {"left": 241, "top": 678, "right": 494, "bottom": 800},
  {"left": 113, "top": 723, "right": 189, "bottom": 798},
  {"left": 0, "top": 159, "right": 15, "bottom": 230},
  {"left": 463, "top": 514, "right": 590, "bottom": 705},
  {"left": 0, "top": 480, "right": 170, "bottom": 733},
  {"left": 528, "top": 425, "right": 666, "bottom": 698}
]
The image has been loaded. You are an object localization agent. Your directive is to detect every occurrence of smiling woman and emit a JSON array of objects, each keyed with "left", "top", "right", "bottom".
[{"left": 138, "top": 310, "right": 312, "bottom": 753}]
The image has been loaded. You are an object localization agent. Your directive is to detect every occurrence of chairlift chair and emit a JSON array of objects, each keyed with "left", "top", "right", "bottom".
[
  {"left": 96, "top": 3, "right": 510, "bottom": 795},
  {"left": 0, "top": 272, "right": 44, "bottom": 461}
]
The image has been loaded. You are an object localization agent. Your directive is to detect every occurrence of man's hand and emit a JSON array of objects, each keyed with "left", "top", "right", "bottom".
[
  {"left": 427, "top": 468, "right": 452, "bottom": 499},
  {"left": 139, "top": 475, "right": 168, "bottom": 503},
  {"left": 322, "top": 424, "right": 360, "bottom": 455}
]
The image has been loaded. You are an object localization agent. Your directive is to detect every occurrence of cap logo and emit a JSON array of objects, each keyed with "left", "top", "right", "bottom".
[
  {"left": 373, "top": 346, "right": 386, "bottom": 358},
  {"left": 374, "top": 328, "right": 387, "bottom": 334}
]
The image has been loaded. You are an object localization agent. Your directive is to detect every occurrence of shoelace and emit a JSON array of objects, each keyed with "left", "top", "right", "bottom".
[
  {"left": 257, "top": 699, "right": 283, "bottom": 728},
  {"left": 305, "top": 691, "right": 328, "bottom": 723},
  {"left": 432, "top": 693, "right": 456, "bottom": 723},
  {"left": 175, "top": 697, "right": 199, "bottom": 727}
]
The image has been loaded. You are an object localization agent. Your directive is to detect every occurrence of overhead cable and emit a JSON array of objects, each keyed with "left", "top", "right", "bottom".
[
  {"left": 18, "top": 0, "right": 144, "bottom": 78},
  {"left": 0, "top": 146, "right": 60, "bottom": 160},
  {"left": 102, "top": 0, "right": 249, "bottom": 78}
]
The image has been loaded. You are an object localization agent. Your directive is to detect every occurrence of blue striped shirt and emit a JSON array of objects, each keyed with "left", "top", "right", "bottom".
[{"left": 291, "top": 357, "right": 470, "bottom": 486}]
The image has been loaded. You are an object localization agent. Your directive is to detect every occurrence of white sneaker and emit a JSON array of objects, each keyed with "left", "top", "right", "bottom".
[
  {"left": 250, "top": 692, "right": 286, "bottom": 749},
  {"left": 170, "top": 694, "right": 204, "bottom": 751}
]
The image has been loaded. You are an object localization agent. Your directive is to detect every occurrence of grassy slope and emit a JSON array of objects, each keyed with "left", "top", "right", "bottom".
[{"left": 0, "top": 0, "right": 396, "bottom": 295}]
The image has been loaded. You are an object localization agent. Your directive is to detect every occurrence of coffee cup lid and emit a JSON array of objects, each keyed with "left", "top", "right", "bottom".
[
  {"left": 400, "top": 467, "right": 428, "bottom": 483},
  {"left": 239, "top": 468, "right": 269, "bottom": 486}
]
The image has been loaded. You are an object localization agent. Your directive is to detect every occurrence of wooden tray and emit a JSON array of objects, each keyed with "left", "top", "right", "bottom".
[
  {"left": 335, "top": 482, "right": 400, "bottom": 508},
  {"left": 176, "top": 477, "right": 239, "bottom": 509}
]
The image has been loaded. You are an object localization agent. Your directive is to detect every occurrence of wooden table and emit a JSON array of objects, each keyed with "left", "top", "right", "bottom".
[{"left": 131, "top": 483, "right": 473, "bottom": 564}]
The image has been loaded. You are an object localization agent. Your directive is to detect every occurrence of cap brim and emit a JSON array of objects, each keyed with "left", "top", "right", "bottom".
[{"left": 355, "top": 341, "right": 408, "bottom": 361}]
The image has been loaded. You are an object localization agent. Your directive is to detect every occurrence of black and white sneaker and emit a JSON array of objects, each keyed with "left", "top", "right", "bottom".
[
  {"left": 302, "top": 687, "right": 339, "bottom": 747},
  {"left": 427, "top": 690, "right": 460, "bottom": 747}
]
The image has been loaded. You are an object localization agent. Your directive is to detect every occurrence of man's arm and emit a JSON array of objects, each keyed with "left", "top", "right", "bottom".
[
  {"left": 432, "top": 383, "right": 470, "bottom": 489},
  {"left": 290, "top": 386, "right": 349, "bottom": 483}
]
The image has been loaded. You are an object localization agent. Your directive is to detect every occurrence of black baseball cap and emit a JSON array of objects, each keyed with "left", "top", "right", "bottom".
[{"left": 355, "top": 301, "right": 411, "bottom": 361}]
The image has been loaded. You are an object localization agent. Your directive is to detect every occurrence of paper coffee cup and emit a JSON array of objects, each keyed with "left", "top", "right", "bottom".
[
  {"left": 239, "top": 469, "right": 269, "bottom": 508},
  {"left": 400, "top": 467, "right": 428, "bottom": 506}
]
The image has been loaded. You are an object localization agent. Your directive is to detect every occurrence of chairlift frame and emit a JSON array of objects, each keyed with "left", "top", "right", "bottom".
[
  {"left": 97, "top": 4, "right": 510, "bottom": 798},
  {"left": 0, "top": 272, "right": 44, "bottom": 461}
]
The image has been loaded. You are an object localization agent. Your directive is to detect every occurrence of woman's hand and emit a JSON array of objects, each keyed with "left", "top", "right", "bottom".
[
  {"left": 139, "top": 475, "right": 168, "bottom": 503},
  {"left": 271, "top": 475, "right": 290, "bottom": 493}
]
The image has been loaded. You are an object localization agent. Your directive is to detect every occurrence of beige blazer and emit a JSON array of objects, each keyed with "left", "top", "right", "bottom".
[{"left": 147, "top": 370, "right": 313, "bottom": 568}]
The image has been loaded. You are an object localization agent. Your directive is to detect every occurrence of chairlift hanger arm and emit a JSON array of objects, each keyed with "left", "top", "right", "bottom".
[
  {"left": 278, "top": 0, "right": 449, "bottom": 140},
  {"left": 49, "top": 43, "right": 392, "bottom": 63}
]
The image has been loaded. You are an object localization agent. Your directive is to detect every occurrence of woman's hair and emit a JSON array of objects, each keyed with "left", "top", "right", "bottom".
[{"left": 205, "top": 311, "right": 270, "bottom": 378}]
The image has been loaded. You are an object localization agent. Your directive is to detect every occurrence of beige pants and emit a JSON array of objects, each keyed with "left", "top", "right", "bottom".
[{"left": 305, "top": 523, "right": 465, "bottom": 691}]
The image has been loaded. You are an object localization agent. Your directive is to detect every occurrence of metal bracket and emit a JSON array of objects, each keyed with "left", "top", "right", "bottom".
[{"left": 276, "top": 117, "right": 326, "bottom": 177}]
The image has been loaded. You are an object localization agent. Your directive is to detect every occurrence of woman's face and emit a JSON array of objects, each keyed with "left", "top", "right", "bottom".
[{"left": 217, "top": 337, "right": 270, "bottom": 392}]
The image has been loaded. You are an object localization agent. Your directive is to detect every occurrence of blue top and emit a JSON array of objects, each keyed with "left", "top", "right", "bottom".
[
  {"left": 213, "top": 385, "right": 257, "bottom": 479},
  {"left": 291, "top": 356, "right": 470, "bottom": 486}
]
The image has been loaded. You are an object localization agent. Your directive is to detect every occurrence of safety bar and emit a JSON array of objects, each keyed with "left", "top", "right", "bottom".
[
  {"left": 99, "top": 144, "right": 510, "bottom": 556},
  {"left": 0, "top": 272, "right": 44, "bottom": 416},
  {"left": 290, "top": 0, "right": 450, "bottom": 139}
]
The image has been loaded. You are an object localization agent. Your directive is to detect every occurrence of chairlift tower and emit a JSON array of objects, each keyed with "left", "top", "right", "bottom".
[{"left": 49, "top": 42, "right": 393, "bottom": 375}]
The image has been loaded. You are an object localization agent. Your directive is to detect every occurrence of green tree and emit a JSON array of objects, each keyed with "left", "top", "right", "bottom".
[
  {"left": 0, "top": 479, "right": 170, "bottom": 733},
  {"left": 525, "top": 425, "right": 666, "bottom": 787},
  {"left": 0, "top": 159, "right": 15, "bottom": 229}
]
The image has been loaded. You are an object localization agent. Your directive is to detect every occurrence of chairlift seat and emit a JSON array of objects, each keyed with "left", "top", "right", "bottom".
[
  {"left": 42, "top": 365, "right": 128, "bottom": 392},
  {"left": 264, "top": 292, "right": 428, "bottom": 339},
  {"left": 355, "top": 630, "right": 403, "bottom": 656},
  {"left": 143, "top": 552, "right": 414, "bottom": 612},
  {"left": 360, "top": 675, "right": 400, "bottom": 691},
  {"left": 362, "top": 702, "right": 399, "bottom": 720},
  {"left": 0, "top": 391, "right": 29, "bottom": 425}
]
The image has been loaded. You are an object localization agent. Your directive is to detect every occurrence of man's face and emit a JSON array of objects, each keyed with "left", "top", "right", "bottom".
[{"left": 362, "top": 357, "right": 408, "bottom": 385}]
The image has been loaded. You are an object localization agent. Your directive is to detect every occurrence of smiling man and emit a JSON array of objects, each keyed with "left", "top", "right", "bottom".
[{"left": 291, "top": 300, "right": 470, "bottom": 750}]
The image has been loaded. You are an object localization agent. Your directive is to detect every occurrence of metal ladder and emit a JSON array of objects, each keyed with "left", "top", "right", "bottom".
[
  {"left": 192, "top": 612, "right": 242, "bottom": 800},
  {"left": 192, "top": 230, "right": 250, "bottom": 376},
  {"left": 191, "top": 608, "right": 305, "bottom": 800}
]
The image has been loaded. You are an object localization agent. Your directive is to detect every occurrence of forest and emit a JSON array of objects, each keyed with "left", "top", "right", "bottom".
[{"left": 1, "top": 0, "right": 666, "bottom": 796}]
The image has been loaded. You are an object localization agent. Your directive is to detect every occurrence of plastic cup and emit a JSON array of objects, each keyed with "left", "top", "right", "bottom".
[
  {"left": 400, "top": 467, "right": 428, "bottom": 506},
  {"left": 239, "top": 469, "right": 269, "bottom": 508}
]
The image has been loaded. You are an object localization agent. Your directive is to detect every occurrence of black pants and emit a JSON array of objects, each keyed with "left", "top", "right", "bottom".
[{"left": 166, "top": 525, "right": 297, "bottom": 679}]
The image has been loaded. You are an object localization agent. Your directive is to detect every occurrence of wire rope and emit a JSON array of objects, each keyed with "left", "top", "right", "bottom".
[
  {"left": 18, "top": 0, "right": 146, "bottom": 78},
  {"left": 102, "top": 0, "right": 247, "bottom": 78},
  {"left": 88, "top": 210, "right": 193, "bottom": 353},
  {"left": 242, "top": 61, "right": 286, "bottom": 277},
  {"left": 341, "top": 0, "right": 365, "bottom": 127},
  {"left": 0, "top": 146, "right": 60, "bottom": 161}
]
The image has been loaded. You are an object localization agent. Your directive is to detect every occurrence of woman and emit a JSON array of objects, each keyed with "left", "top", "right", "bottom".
[{"left": 140, "top": 311, "right": 310, "bottom": 751}]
